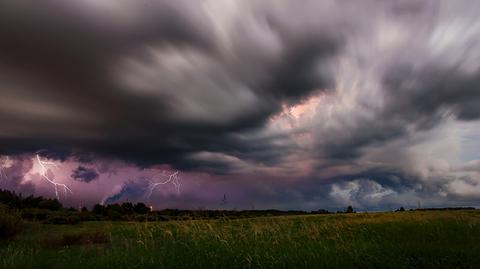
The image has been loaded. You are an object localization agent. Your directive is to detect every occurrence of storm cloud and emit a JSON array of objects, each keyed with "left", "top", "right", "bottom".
[
  {"left": 1, "top": 0, "right": 480, "bottom": 210},
  {"left": 0, "top": 0, "right": 342, "bottom": 168},
  {"left": 71, "top": 166, "right": 99, "bottom": 183}
]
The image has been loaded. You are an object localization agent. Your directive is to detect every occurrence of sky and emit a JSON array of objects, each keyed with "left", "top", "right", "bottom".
[{"left": 1, "top": 0, "right": 480, "bottom": 211}]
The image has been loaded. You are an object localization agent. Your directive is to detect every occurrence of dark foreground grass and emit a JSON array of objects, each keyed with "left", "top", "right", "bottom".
[{"left": 1, "top": 210, "right": 480, "bottom": 269}]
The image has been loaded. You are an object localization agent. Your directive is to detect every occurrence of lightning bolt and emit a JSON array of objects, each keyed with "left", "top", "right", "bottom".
[
  {"left": 147, "top": 170, "right": 180, "bottom": 198},
  {"left": 36, "top": 154, "right": 72, "bottom": 200},
  {"left": 0, "top": 156, "right": 9, "bottom": 179}
]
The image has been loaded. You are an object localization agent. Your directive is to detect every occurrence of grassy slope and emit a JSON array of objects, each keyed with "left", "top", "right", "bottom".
[{"left": 1, "top": 210, "right": 480, "bottom": 269}]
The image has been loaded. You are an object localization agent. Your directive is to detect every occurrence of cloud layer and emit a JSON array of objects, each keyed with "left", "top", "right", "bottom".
[{"left": 1, "top": 0, "right": 480, "bottom": 210}]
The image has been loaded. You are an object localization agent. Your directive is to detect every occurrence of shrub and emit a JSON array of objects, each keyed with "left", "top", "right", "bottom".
[
  {"left": 41, "top": 230, "right": 109, "bottom": 248},
  {"left": 38, "top": 199, "right": 62, "bottom": 211},
  {"left": 43, "top": 213, "right": 82, "bottom": 225},
  {"left": 62, "top": 230, "right": 109, "bottom": 246},
  {"left": 0, "top": 203, "right": 22, "bottom": 240},
  {"left": 21, "top": 208, "right": 48, "bottom": 221},
  {"left": 107, "top": 209, "right": 123, "bottom": 221}
]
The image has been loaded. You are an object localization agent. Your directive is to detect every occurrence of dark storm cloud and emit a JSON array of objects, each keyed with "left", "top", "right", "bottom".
[
  {"left": 310, "top": 1, "right": 480, "bottom": 166},
  {"left": 71, "top": 166, "right": 99, "bottom": 183},
  {"left": 316, "top": 64, "right": 480, "bottom": 164},
  {"left": 1, "top": 0, "right": 480, "bottom": 210},
  {"left": 383, "top": 65, "right": 480, "bottom": 122},
  {"left": 0, "top": 0, "right": 341, "bottom": 171}
]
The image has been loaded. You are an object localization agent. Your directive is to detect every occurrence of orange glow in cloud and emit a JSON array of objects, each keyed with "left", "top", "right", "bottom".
[{"left": 289, "top": 95, "right": 323, "bottom": 120}]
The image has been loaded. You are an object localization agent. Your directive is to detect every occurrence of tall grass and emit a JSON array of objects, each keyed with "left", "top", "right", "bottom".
[
  {"left": 1, "top": 210, "right": 479, "bottom": 268},
  {"left": 0, "top": 204, "right": 22, "bottom": 241}
]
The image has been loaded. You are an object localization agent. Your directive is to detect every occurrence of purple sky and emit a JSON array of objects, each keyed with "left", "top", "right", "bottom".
[{"left": 1, "top": 0, "right": 480, "bottom": 210}]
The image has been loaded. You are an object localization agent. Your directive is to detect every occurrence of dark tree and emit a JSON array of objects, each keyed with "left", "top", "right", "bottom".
[
  {"left": 38, "top": 199, "right": 62, "bottom": 211},
  {"left": 345, "top": 205, "right": 354, "bottom": 213},
  {"left": 92, "top": 204, "right": 106, "bottom": 215},
  {"left": 106, "top": 204, "right": 123, "bottom": 214},
  {"left": 134, "top": 203, "right": 150, "bottom": 214},
  {"left": 121, "top": 202, "right": 134, "bottom": 214}
]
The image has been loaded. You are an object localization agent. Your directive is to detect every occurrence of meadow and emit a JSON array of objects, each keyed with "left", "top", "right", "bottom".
[{"left": 1, "top": 210, "right": 479, "bottom": 269}]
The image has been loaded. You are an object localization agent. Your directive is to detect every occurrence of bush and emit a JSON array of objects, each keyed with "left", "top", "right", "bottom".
[
  {"left": 43, "top": 213, "right": 82, "bottom": 225},
  {"left": 41, "top": 230, "right": 109, "bottom": 248},
  {"left": 0, "top": 204, "right": 22, "bottom": 240},
  {"left": 38, "top": 199, "right": 62, "bottom": 211},
  {"left": 62, "top": 231, "right": 109, "bottom": 246},
  {"left": 107, "top": 209, "right": 122, "bottom": 220},
  {"left": 21, "top": 208, "right": 48, "bottom": 221}
]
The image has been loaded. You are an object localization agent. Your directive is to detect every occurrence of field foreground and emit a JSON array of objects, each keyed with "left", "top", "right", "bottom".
[{"left": 1, "top": 210, "right": 480, "bottom": 269}]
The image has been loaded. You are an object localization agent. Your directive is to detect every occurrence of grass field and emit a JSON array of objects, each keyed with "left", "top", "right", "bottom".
[{"left": 1, "top": 210, "right": 480, "bottom": 269}]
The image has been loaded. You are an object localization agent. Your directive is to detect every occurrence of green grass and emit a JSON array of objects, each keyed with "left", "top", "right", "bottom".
[{"left": 1, "top": 210, "right": 480, "bottom": 269}]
